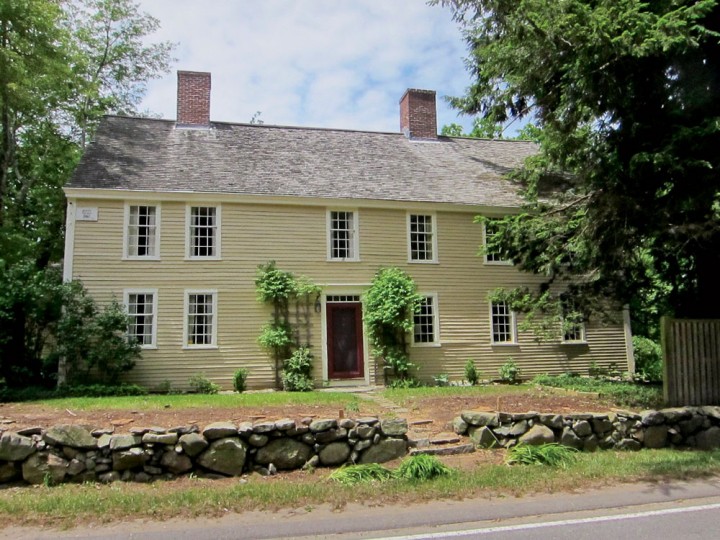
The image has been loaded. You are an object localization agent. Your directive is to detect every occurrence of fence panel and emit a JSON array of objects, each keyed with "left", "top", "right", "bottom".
[{"left": 662, "top": 317, "right": 720, "bottom": 406}]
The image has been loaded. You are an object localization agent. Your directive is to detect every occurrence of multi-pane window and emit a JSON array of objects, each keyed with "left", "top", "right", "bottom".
[
  {"left": 329, "top": 210, "right": 358, "bottom": 260},
  {"left": 491, "top": 301, "right": 515, "bottom": 343},
  {"left": 409, "top": 214, "right": 436, "bottom": 262},
  {"left": 186, "top": 292, "right": 216, "bottom": 347},
  {"left": 189, "top": 206, "right": 219, "bottom": 258},
  {"left": 413, "top": 295, "right": 438, "bottom": 345},
  {"left": 125, "top": 291, "right": 156, "bottom": 347},
  {"left": 561, "top": 303, "right": 586, "bottom": 343},
  {"left": 127, "top": 205, "right": 158, "bottom": 258},
  {"left": 484, "top": 219, "right": 511, "bottom": 264}
]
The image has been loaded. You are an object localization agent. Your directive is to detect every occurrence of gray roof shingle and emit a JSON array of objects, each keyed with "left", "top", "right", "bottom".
[{"left": 68, "top": 116, "right": 536, "bottom": 208}]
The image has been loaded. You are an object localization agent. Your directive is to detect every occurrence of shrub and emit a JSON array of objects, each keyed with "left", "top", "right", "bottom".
[
  {"left": 388, "top": 377, "right": 423, "bottom": 389},
  {"left": 395, "top": 454, "right": 455, "bottom": 480},
  {"left": 188, "top": 373, "right": 219, "bottom": 394},
  {"left": 506, "top": 443, "right": 578, "bottom": 468},
  {"left": 433, "top": 374, "right": 449, "bottom": 387},
  {"left": 282, "top": 347, "right": 314, "bottom": 392},
  {"left": 499, "top": 360, "right": 521, "bottom": 384},
  {"left": 154, "top": 380, "right": 173, "bottom": 395},
  {"left": 233, "top": 368, "right": 249, "bottom": 393},
  {"left": 633, "top": 336, "right": 663, "bottom": 382},
  {"left": 0, "top": 383, "right": 148, "bottom": 402},
  {"left": 532, "top": 373, "right": 663, "bottom": 409},
  {"left": 329, "top": 464, "right": 395, "bottom": 486},
  {"left": 257, "top": 323, "right": 293, "bottom": 351},
  {"left": 464, "top": 359, "right": 479, "bottom": 385}
]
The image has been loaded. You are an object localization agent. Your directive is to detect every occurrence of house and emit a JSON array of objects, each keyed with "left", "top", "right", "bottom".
[{"left": 63, "top": 71, "right": 634, "bottom": 390}]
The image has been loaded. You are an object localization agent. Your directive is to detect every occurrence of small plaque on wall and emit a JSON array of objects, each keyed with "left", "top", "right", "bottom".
[{"left": 76, "top": 207, "right": 99, "bottom": 221}]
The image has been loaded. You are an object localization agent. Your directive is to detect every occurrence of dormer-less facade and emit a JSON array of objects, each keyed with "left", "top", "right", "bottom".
[{"left": 63, "top": 71, "right": 633, "bottom": 390}]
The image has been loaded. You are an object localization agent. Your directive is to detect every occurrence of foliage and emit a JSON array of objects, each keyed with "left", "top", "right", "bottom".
[
  {"left": 257, "top": 323, "right": 293, "bottom": 351},
  {"left": 436, "top": 0, "right": 720, "bottom": 329},
  {"left": 328, "top": 463, "right": 395, "bottom": 486},
  {"left": 441, "top": 117, "right": 540, "bottom": 141},
  {"left": 255, "top": 261, "right": 297, "bottom": 304},
  {"left": 188, "top": 374, "right": 219, "bottom": 395},
  {"left": 387, "top": 377, "right": 423, "bottom": 389},
  {"left": 633, "top": 336, "right": 663, "bottom": 383},
  {"left": 498, "top": 360, "right": 521, "bottom": 384},
  {"left": 0, "top": 383, "right": 147, "bottom": 402},
  {"left": 533, "top": 373, "right": 662, "bottom": 409},
  {"left": 232, "top": 368, "right": 249, "bottom": 393},
  {"left": 433, "top": 374, "right": 449, "bottom": 387},
  {"left": 464, "top": 359, "right": 479, "bottom": 385},
  {"left": 506, "top": 443, "right": 578, "bottom": 468},
  {"left": 363, "top": 267, "right": 423, "bottom": 379},
  {"left": 395, "top": 454, "right": 456, "bottom": 481},
  {"left": 281, "top": 347, "right": 314, "bottom": 392}
]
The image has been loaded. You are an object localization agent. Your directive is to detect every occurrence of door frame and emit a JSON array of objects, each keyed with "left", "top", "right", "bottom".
[{"left": 320, "top": 286, "right": 371, "bottom": 386}]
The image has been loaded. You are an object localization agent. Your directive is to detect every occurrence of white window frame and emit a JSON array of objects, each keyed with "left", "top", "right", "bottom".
[
  {"left": 183, "top": 290, "right": 218, "bottom": 349},
  {"left": 407, "top": 212, "right": 438, "bottom": 263},
  {"left": 123, "top": 203, "right": 161, "bottom": 260},
  {"left": 483, "top": 219, "right": 513, "bottom": 265},
  {"left": 412, "top": 293, "right": 440, "bottom": 347},
  {"left": 327, "top": 209, "right": 360, "bottom": 261},
  {"left": 560, "top": 307, "right": 587, "bottom": 344},
  {"left": 123, "top": 289, "right": 158, "bottom": 349},
  {"left": 490, "top": 300, "right": 517, "bottom": 345},
  {"left": 185, "top": 205, "right": 221, "bottom": 260}
]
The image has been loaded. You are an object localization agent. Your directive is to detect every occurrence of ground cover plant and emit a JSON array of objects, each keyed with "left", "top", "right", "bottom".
[
  {"left": 532, "top": 373, "right": 663, "bottom": 409},
  {"left": 328, "top": 463, "right": 395, "bottom": 486},
  {"left": 506, "top": 443, "right": 578, "bottom": 468}
]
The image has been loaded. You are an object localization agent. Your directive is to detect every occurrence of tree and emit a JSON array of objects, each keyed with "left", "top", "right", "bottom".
[{"left": 436, "top": 0, "right": 720, "bottom": 327}]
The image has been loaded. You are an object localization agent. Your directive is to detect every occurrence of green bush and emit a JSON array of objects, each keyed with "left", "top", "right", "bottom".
[
  {"left": 506, "top": 443, "right": 578, "bottom": 468},
  {"left": 395, "top": 454, "right": 455, "bottom": 480},
  {"left": 387, "top": 377, "right": 423, "bottom": 389},
  {"left": 464, "top": 359, "right": 479, "bottom": 385},
  {"left": 0, "top": 383, "right": 148, "bottom": 402},
  {"left": 499, "top": 360, "right": 521, "bottom": 384},
  {"left": 433, "top": 374, "right": 449, "bottom": 387},
  {"left": 633, "top": 336, "right": 663, "bottom": 382},
  {"left": 281, "top": 347, "right": 314, "bottom": 392},
  {"left": 532, "top": 373, "right": 663, "bottom": 409},
  {"left": 329, "top": 464, "right": 395, "bottom": 486},
  {"left": 257, "top": 323, "right": 293, "bottom": 351},
  {"left": 188, "top": 373, "right": 220, "bottom": 394},
  {"left": 233, "top": 368, "right": 249, "bottom": 393}
]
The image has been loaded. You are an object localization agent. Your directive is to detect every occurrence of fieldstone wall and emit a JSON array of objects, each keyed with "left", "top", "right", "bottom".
[
  {"left": 452, "top": 406, "right": 720, "bottom": 451},
  {"left": 0, "top": 416, "right": 408, "bottom": 485}
]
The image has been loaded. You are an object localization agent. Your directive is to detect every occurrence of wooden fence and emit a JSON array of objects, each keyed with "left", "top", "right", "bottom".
[{"left": 661, "top": 317, "right": 720, "bottom": 406}]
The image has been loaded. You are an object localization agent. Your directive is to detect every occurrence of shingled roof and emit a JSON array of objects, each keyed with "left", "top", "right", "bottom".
[{"left": 68, "top": 115, "right": 537, "bottom": 208}]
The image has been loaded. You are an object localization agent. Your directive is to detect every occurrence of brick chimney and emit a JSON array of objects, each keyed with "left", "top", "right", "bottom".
[
  {"left": 177, "top": 71, "right": 211, "bottom": 126},
  {"left": 400, "top": 89, "right": 437, "bottom": 140}
]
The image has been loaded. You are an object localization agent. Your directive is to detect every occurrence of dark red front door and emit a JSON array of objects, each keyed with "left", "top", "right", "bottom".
[{"left": 327, "top": 303, "right": 364, "bottom": 379}]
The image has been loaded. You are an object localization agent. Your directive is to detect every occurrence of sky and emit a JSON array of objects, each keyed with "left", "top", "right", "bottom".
[{"left": 137, "top": 0, "right": 476, "bottom": 134}]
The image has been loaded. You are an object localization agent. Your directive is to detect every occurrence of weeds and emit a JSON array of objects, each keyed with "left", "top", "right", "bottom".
[
  {"left": 328, "top": 464, "right": 395, "bottom": 486},
  {"left": 395, "top": 454, "right": 456, "bottom": 480},
  {"left": 506, "top": 443, "right": 578, "bottom": 468}
]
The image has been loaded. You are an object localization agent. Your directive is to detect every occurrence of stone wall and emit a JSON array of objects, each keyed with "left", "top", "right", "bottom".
[
  {"left": 452, "top": 407, "right": 720, "bottom": 451},
  {"left": 0, "top": 417, "right": 408, "bottom": 485}
]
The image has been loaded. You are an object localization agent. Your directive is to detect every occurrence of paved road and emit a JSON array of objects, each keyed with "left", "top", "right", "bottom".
[{"left": 5, "top": 478, "right": 720, "bottom": 539}]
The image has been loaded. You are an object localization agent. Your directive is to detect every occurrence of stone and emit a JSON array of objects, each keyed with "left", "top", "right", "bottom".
[
  {"left": 509, "top": 420, "right": 529, "bottom": 437},
  {"left": 359, "top": 438, "right": 407, "bottom": 464},
  {"left": 303, "top": 455, "right": 320, "bottom": 470},
  {"left": 468, "top": 426, "right": 501, "bottom": 448},
  {"left": 112, "top": 447, "right": 147, "bottom": 471},
  {"left": 202, "top": 422, "right": 238, "bottom": 440},
  {"left": 179, "top": 433, "right": 209, "bottom": 457},
  {"left": 252, "top": 422, "right": 277, "bottom": 434},
  {"left": 661, "top": 408, "right": 692, "bottom": 423},
  {"left": 493, "top": 425, "right": 513, "bottom": 437},
  {"left": 430, "top": 433, "right": 461, "bottom": 445},
  {"left": 109, "top": 434, "right": 141, "bottom": 451},
  {"left": 315, "top": 428, "right": 347, "bottom": 444},
  {"left": 16, "top": 426, "right": 42, "bottom": 437},
  {"left": 62, "top": 446, "right": 80, "bottom": 460},
  {"left": 355, "top": 417, "right": 379, "bottom": 425},
  {"left": 0, "top": 462, "right": 19, "bottom": 483},
  {"left": 410, "top": 444, "right": 475, "bottom": 456},
  {"left": 519, "top": 424, "right": 555, "bottom": 446},
  {"left": 591, "top": 418, "right": 614, "bottom": 435},
  {"left": 96, "top": 434, "right": 112, "bottom": 449},
  {"left": 573, "top": 420, "right": 593, "bottom": 437},
  {"left": 237, "top": 422, "right": 254, "bottom": 436},
  {"left": 640, "top": 410, "right": 665, "bottom": 426},
  {"left": 354, "top": 439, "right": 372, "bottom": 452},
  {"left": 274, "top": 419, "right": 296, "bottom": 431},
  {"left": 461, "top": 411, "right": 499, "bottom": 427},
  {"left": 43, "top": 425, "right": 97, "bottom": 450},
  {"left": 560, "top": 427, "right": 583, "bottom": 449},
  {"left": 380, "top": 418, "right": 408, "bottom": 437},
  {"left": 319, "top": 442, "right": 351, "bottom": 466},
  {"left": 197, "top": 438, "right": 247, "bottom": 476},
  {"left": 248, "top": 434, "right": 269, "bottom": 447},
  {"left": 142, "top": 433, "right": 178, "bottom": 445},
  {"left": 355, "top": 425, "right": 375, "bottom": 439},
  {"left": 696, "top": 427, "right": 720, "bottom": 450},
  {"left": 599, "top": 436, "right": 615, "bottom": 450},
  {"left": 22, "top": 452, "right": 68, "bottom": 485},
  {"left": 644, "top": 425, "right": 669, "bottom": 449},
  {"left": 510, "top": 412, "right": 539, "bottom": 421},
  {"left": 0, "top": 432, "right": 36, "bottom": 461},
  {"left": 160, "top": 451, "right": 193, "bottom": 474},
  {"left": 256, "top": 439, "right": 312, "bottom": 470},
  {"left": 583, "top": 434, "right": 599, "bottom": 452},
  {"left": 452, "top": 417, "right": 469, "bottom": 435},
  {"left": 143, "top": 465, "right": 163, "bottom": 475},
  {"left": 339, "top": 418, "right": 356, "bottom": 430},
  {"left": 286, "top": 425, "right": 309, "bottom": 437},
  {"left": 67, "top": 458, "right": 86, "bottom": 476},
  {"left": 98, "top": 471, "right": 120, "bottom": 483},
  {"left": 679, "top": 415, "right": 705, "bottom": 436},
  {"left": 134, "top": 472, "right": 152, "bottom": 483},
  {"left": 616, "top": 438, "right": 642, "bottom": 451},
  {"left": 309, "top": 419, "right": 337, "bottom": 433},
  {"left": 300, "top": 433, "right": 315, "bottom": 445},
  {"left": 700, "top": 406, "right": 720, "bottom": 421},
  {"left": 539, "top": 414, "right": 563, "bottom": 430}
]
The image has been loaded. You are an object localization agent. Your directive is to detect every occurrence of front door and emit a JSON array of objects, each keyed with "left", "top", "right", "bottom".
[{"left": 327, "top": 302, "right": 364, "bottom": 379}]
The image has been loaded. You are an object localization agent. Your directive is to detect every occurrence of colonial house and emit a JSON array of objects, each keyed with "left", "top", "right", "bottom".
[{"left": 63, "top": 71, "right": 633, "bottom": 390}]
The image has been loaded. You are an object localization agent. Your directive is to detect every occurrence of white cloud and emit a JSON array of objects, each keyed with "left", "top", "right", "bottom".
[{"left": 138, "top": 0, "right": 475, "bottom": 133}]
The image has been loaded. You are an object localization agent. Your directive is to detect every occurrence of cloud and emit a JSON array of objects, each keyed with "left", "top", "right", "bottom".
[{"left": 138, "top": 0, "right": 474, "bottom": 133}]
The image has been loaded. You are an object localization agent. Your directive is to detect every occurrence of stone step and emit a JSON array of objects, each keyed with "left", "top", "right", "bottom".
[{"left": 410, "top": 443, "right": 475, "bottom": 456}]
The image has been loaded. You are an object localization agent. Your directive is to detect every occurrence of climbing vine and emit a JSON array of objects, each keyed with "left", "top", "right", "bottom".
[{"left": 363, "top": 267, "right": 423, "bottom": 381}]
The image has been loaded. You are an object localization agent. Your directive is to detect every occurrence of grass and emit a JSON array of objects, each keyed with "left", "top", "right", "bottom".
[
  {"left": 532, "top": 374, "right": 663, "bottom": 409},
  {"left": 506, "top": 443, "right": 579, "bottom": 468},
  {"left": 11, "top": 391, "right": 361, "bottom": 411},
  {"left": 395, "top": 454, "right": 456, "bottom": 480},
  {"left": 329, "top": 463, "right": 395, "bottom": 486},
  {"left": 382, "top": 384, "right": 527, "bottom": 406},
  {"left": 2, "top": 449, "right": 720, "bottom": 527}
]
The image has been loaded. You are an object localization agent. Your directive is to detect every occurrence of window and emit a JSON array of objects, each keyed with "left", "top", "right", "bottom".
[
  {"left": 490, "top": 301, "right": 516, "bottom": 344},
  {"left": 413, "top": 295, "right": 439, "bottom": 345},
  {"left": 125, "top": 205, "right": 159, "bottom": 258},
  {"left": 185, "top": 291, "right": 217, "bottom": 347},
  {"left": 408, "top": 213, "right": 437, "bottom": 262},
  {"left": 483, "top": 219, "right": 512, "bottom": 265},
  {"left": 124, "top": 290, "right": 157, "bottom": 348},
  {"left": 188, "top": 206, "right": 220, "bottom": 258},
  {"left": 328, "top": 210, "right": 358, "bottom": 261},
  {"left": 561, "top": 302, "right": 586, "bottom": 343}
]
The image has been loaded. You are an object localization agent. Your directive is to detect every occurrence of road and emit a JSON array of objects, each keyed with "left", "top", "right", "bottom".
[{"left": 4, "top": 477, "right": 720, "bottom": 539}]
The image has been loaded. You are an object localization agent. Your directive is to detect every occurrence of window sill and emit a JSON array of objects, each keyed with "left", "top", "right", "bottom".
[
  {"left": 182, "top": 345, "right": 218, "bottom": 350},
  {"left": 484, "top": 260, "right": 513, "bottom": 266},
  {"left": 408, "top": 259, "right": 439, "bottom": 264},
  {"left": 411, "top": 343, "right": 441, "bottom": 348},
  {"left": 123, "top": 256, "right": 161, "bottom": 261},
  {"left": 140, "top": 345, "right": 158, "bottom": 350},
  {"left": 327, "top": 258, "right": 361, "bottom": 263},
  {"left": 491, "top": 342, "right": 520, "bottom": 347},
  {"left": 561, "top": 341, "right": 588, "bottom": 346},
  {"left": 184, "top": 257, "right": 222, "bottom": 261}
]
